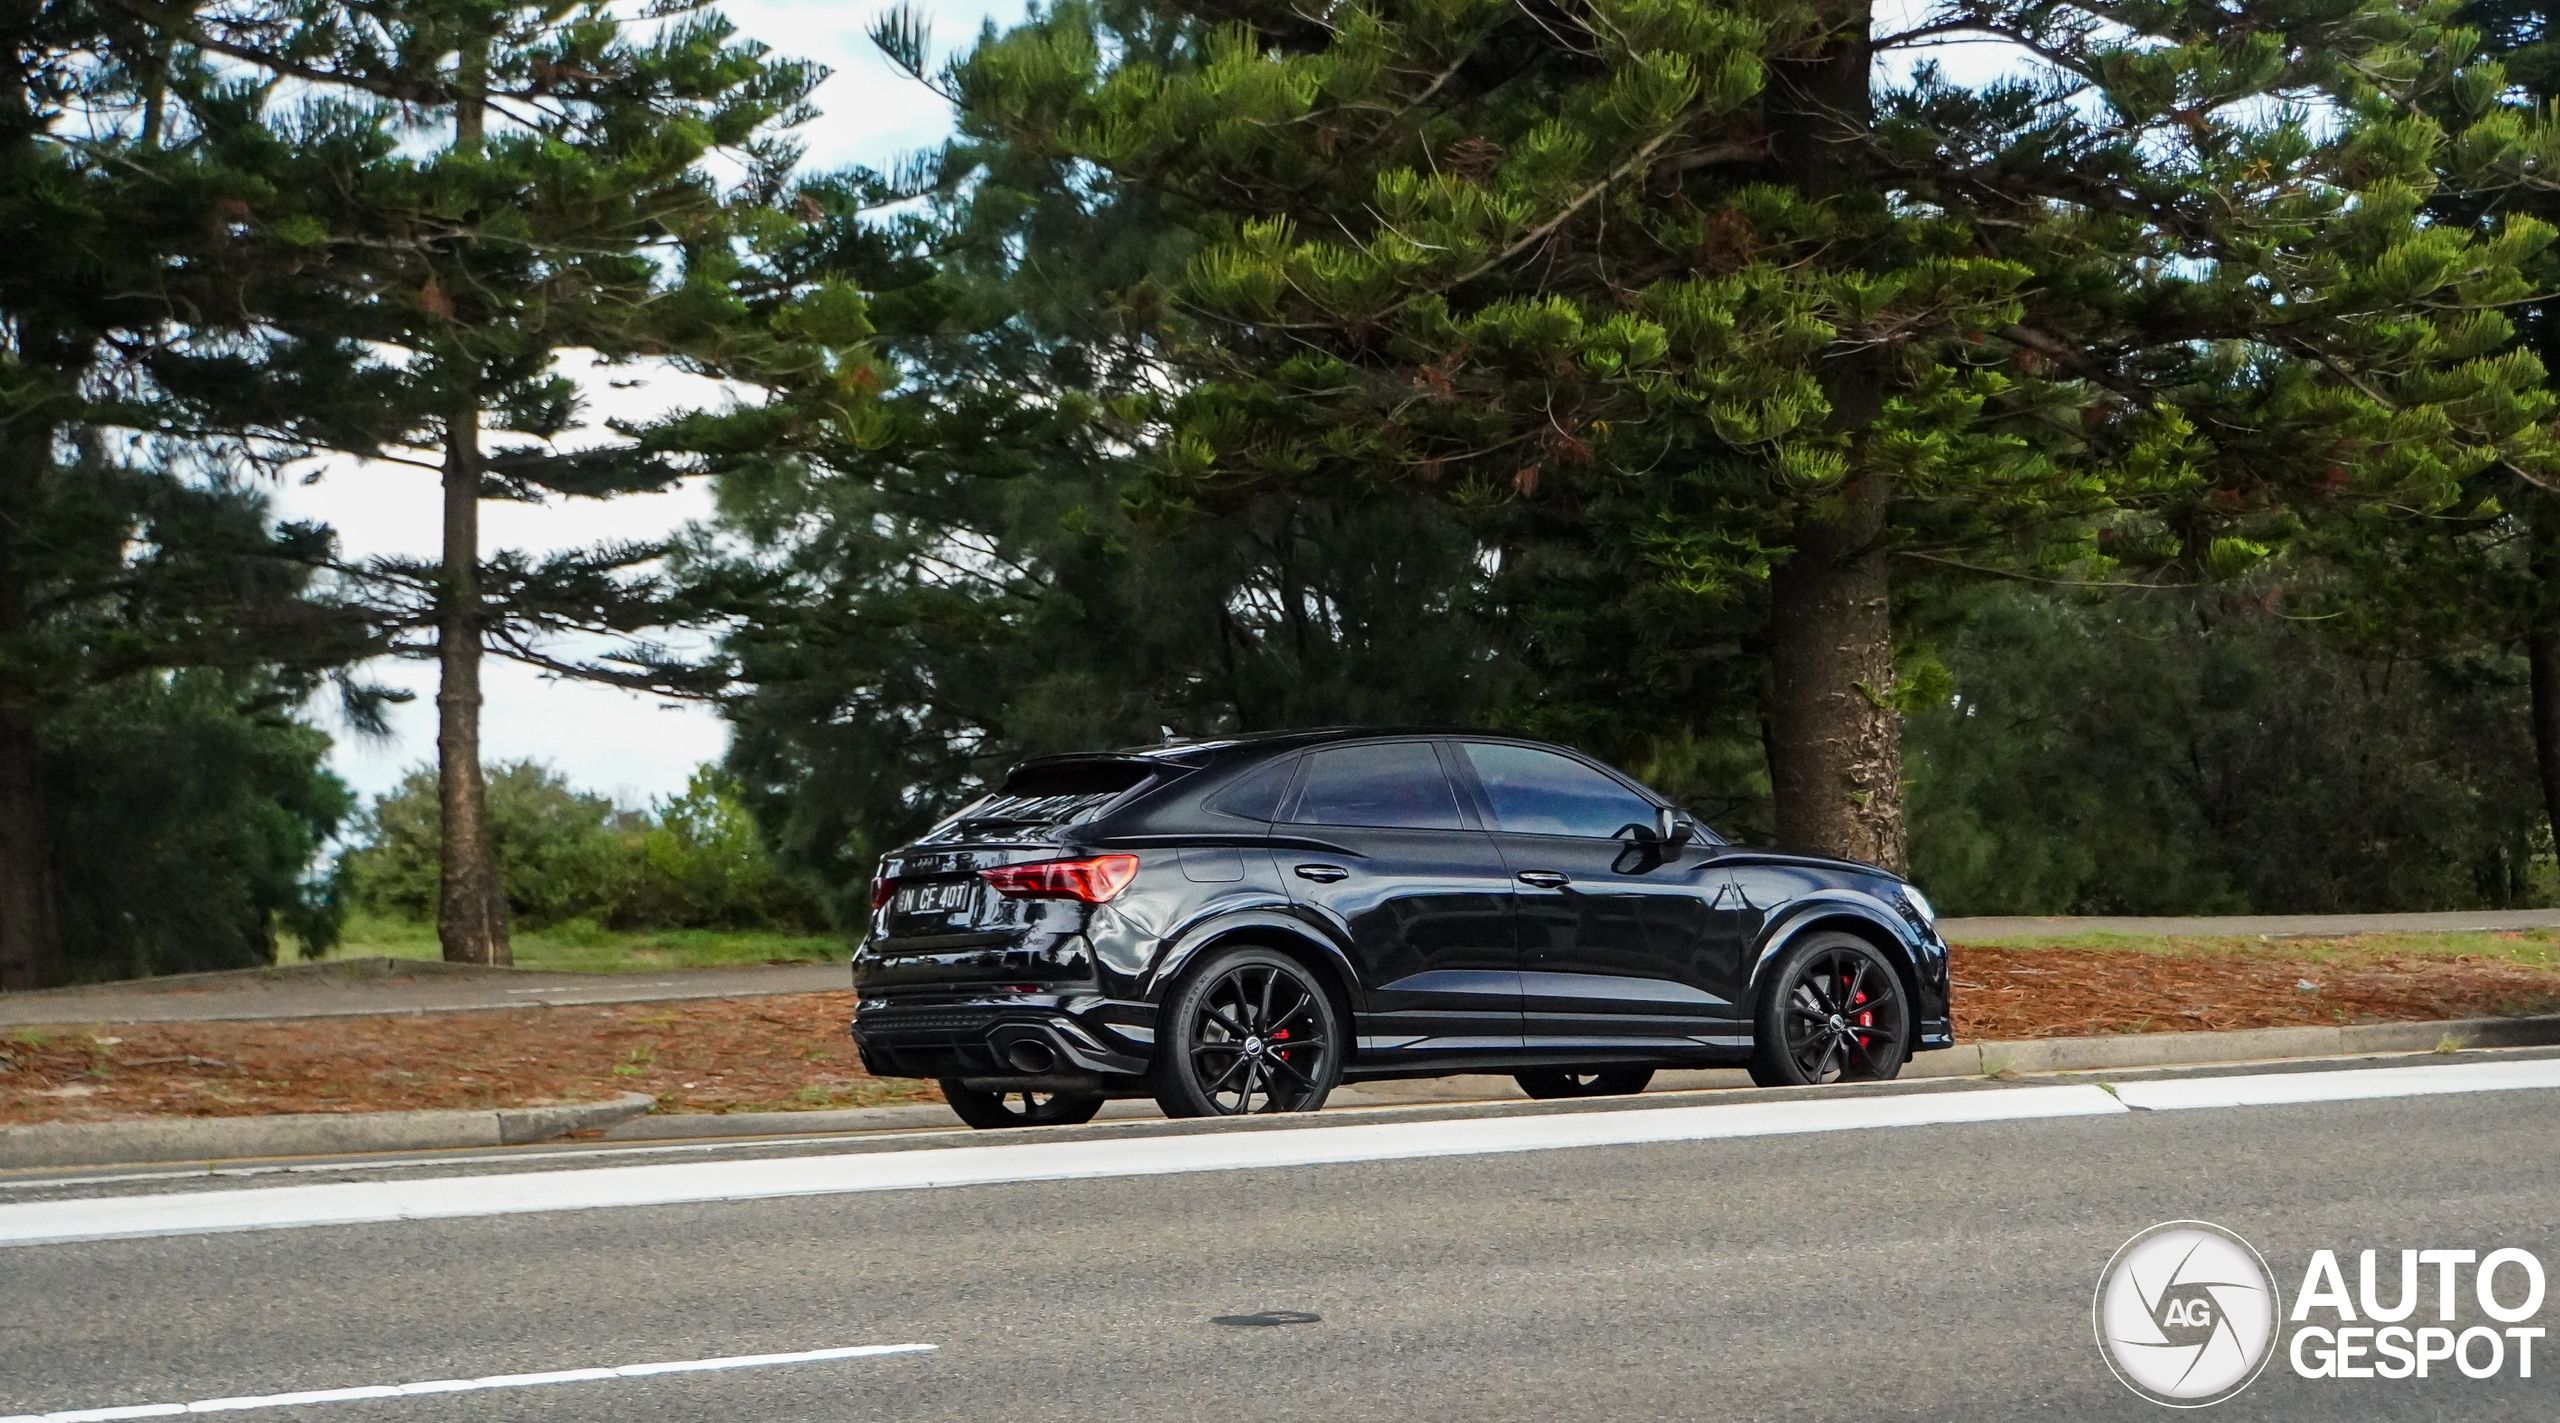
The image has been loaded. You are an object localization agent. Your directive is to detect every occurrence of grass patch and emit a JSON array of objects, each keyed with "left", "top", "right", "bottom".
[
  {"left": 1952, "top": 928, "right": 2560, "bottom": 971},
  {"left": 296, "top": 911, "right": 850, "bottom": 974}
]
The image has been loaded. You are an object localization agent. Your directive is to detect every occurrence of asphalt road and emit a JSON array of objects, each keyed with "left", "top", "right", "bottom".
[{"left": 3, "top": 1068, "right": 2553, "bottom": 1421}]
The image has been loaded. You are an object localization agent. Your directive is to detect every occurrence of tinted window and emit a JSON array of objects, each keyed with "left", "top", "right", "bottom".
[
  {"left": 1207, "top": 756, "right": 1297, "bottom": 821},
  {"left": 1462, "top": 743, "right": 1655, "bottom": 839},
  {"left": 1291, "top": 743, "right": 1465, "bottom": 830}
]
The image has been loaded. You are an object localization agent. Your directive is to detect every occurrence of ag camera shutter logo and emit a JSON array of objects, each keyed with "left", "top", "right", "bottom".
[{"left": 2094, "top": 1221, "right": 2282, "bottom": 1407}]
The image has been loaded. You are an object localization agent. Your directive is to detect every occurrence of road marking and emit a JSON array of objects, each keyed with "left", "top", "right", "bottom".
[
  {"left": 0, "top": 1086, "right": 2123, "bottom": 1247},
  {"left": 0, "top": 1344, "right": 934, "bottom": 1421},
  {"left": 2108, "top": 1055, "right": 2560, "bottom": 1110},
  {"left": 9, "top": 1056, "right": 2560, "bottom": 1250}
]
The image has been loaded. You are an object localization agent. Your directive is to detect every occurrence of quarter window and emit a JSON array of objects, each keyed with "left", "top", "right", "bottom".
[
  {"left": 1461, "top": 743, "right": 1656, "bottom": 839},
  {"left": 1290, "top": 742, "right": 1466, "bottom": 830}
]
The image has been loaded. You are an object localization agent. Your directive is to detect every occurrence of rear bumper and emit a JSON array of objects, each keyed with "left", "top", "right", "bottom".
[{"left": 851, "top": 993, "right": 1153, "bottom": 1082}]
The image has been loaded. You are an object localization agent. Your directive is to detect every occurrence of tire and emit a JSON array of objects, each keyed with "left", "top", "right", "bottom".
[
  {"left": 1153, "top": 946, "right": 1345, "bottom": 1118},
  {"left": 1746, "top": 931, "right": 1912, "bottom": 1088},
  {"left": 938, "top": 1081, "right": 1106, "bottom": 1130},
  {"left": 1514, "top": 1068, "right": 1655, "bottom": 1100}
]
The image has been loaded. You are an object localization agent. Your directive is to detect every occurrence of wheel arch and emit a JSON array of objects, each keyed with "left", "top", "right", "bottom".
[
  {"left": 1745, "top": 900, "right": 1928, "bottom": 1026},
  {"left": 1146, "top": 909, "right": 1367, "bottom": 1020}
]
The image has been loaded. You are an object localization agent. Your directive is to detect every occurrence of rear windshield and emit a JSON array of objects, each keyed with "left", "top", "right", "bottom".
[{"left": 944, "top": 760, "right": 1159, "bottom": 831}]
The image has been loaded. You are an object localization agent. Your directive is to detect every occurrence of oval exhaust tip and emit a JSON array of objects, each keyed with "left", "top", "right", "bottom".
[{"left": 1004, "top": 1039, "right": 1059, "bottom": 1074}]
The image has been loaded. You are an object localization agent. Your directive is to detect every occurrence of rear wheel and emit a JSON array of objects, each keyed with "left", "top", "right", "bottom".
[
  {"left": 939, "top": 1081, "right": 1106, "bottom": 1129},
  {"left": 1154, "top": 947, "right": 1344, "bottom": 1118},
  {"left": 1747, "top": 932, "right": 1911, "bottom": 1087},
  {"left": 1514, "top": 1068, "right": 1655, "bottom": 1099}
]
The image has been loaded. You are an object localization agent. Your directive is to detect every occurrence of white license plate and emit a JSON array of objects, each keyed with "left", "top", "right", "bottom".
[{"left": 893, "top": 878, "right": 978, "bottom": 919}]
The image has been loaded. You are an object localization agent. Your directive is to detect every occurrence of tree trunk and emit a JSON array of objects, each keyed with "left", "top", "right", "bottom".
[
  {"left": 0, "top": 440, "right": 59, "bottom": 990},
  {"left": 1766, "top": 474, "right": 1904, "bottom": 871},
  {"left": 1758, "top": 0, "right": 1904, "bottom": 870},
  {"left": 0, "top": 713, "right": 56, "bottom": 991},
  {"left": 2528, "top": 503, "right": 2560, "bottom": 876},
  {"left": 436, "top": 390, "right": 510, "bottom": 965},
  {"left": 2530, "top": 625, "right": 2560, "bottom": 870}
]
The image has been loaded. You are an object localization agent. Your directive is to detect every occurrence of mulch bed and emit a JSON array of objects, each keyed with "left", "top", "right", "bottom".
[
  {"left": 0, "top": 992, "right": 939, "bottom": 1128},
  {"left": 1949, "top": 946, "right": 2560, "bottom": 1040},
  {"left": 5, "top": 945, "right": 2558, "bottom": 1125}
]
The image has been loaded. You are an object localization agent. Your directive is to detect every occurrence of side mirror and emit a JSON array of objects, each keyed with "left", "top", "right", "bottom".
[{"left": 1657, "top": 806, "right": 1696, "bottom": 847}]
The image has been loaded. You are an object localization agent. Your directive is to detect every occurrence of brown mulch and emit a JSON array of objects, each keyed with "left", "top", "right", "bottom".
[
  {"left": 0, "top": 992, "right": 940, "bottom": 1128},
  {"left": 1950, "top": 946, "right": 2560, "bottom": 1041},
  {"left": 6, "top": 947, "right": 2560, "bottom": 1124}
]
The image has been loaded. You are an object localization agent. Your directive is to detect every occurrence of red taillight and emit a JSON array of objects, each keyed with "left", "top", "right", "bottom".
[
  {"left": 870, "top": 874, "right": 896, "bottom": 911},
  {"left": 980, "top": 853, "right": 1141, "bottom": 903}
]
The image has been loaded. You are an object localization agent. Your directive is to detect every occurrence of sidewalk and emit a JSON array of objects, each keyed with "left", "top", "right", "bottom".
[
  {"left": 0, "top": 957, "right": 846, "bottom": 1028},
  {"left": 1940, "top": 908, "right": 2560, "bottom": 939},
  {"left": 11, "top": 907, "right": 2557, "bottom": 1029}
]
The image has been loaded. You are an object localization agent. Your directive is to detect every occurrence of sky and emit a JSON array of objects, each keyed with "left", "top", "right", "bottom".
[{"left": 272, "top": 0, "right": 1015, "bottom": 811}]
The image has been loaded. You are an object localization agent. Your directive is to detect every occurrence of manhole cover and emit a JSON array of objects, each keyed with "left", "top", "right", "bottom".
[{"left": 1211, "top": 1310, "right": 1322, "bottom": 1327}]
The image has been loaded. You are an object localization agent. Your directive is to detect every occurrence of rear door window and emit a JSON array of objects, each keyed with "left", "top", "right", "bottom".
[
  {"left": 1290, "top": 742, "right": 1467, "bottom": 830},
  {"left": 1460, "top": 743, "right": 1656, "bottom": 839}
]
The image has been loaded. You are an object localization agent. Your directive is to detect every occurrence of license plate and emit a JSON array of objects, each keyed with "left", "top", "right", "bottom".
[{"left": 893, "top": 877, "right": 978, "bottom": 920}]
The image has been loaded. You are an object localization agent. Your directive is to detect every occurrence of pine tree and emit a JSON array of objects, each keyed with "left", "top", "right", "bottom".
[
  {"left": 698, "top": 153, "right": 1514, "bottom": 917},
  {"left": 1, "top": 0, "right": 385, "bottom": 987},
  {"left": 157, "top": 0, "right": 848, "bottom": 963},
  {"left": 931, "top": 0, "right": 2560, "bottom": 868}
]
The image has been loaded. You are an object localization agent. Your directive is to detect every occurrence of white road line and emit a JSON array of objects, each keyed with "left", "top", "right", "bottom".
[
  {"left": 0, "top": 1344, "right": 934, "bottom": 1422},
  {"left": 9, "top": 1056, "right": 2559, "bottom": 1251},
  {"left": 2109, "top": 1055, "right": 2560, "bottom": 1110},
  {"left": 0, "top": 1086, "right": 2124, "bottom": 1248}
]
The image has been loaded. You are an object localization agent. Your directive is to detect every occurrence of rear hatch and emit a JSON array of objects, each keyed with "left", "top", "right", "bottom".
[{"left": 868, "top": 757, "right": 1171, "bottom": 963}]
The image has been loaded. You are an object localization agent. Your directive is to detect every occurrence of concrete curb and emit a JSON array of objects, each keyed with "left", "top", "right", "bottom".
[
  {"left": 15, "top": 1015, "right": 2560, "bottom": 1167},
  {"left": 0, "top": 1092, "right": 654, "bottom": 1170},
  {"left": 1901, "top": 1014, "right": 2560, "bottom": 1079}
]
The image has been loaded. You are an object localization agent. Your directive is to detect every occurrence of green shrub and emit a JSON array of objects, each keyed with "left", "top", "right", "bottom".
[
  {"left": 46, "top": 671, "right": 352, "bottom": 981},
  {"left": 340, "top": 762, "right": 825, "bottom": 932}
]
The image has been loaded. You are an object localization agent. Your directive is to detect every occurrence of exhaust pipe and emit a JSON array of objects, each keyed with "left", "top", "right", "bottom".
[{"left": 1004, "top": 1038, "right": 1060, "bottom": 1074}]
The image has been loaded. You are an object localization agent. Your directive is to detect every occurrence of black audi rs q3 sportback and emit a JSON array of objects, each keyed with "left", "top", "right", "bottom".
[{"left": 849, "top": 729, "right": 1954, "bottom": 1129}]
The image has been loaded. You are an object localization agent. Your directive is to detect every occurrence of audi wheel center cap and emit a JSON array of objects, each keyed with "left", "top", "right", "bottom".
[{"left": 2094, "top": 1221, "right": 2282, "bottom": 1407}]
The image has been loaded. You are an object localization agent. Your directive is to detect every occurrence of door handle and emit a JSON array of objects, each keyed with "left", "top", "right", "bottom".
[
  {"left": 1515, "top": 870, "right": 1571, "bottom": 889},
  {"left": 1293, "top": 864, "right": 1349, "bottom": 883}
]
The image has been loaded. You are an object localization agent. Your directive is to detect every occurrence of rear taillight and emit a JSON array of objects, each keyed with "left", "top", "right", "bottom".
[
  {"left": 870, "top": 873, "right": 896, "bottom": 911},
  {"left": 980, "top": 853, "right": 1141, "bottom": 903}
]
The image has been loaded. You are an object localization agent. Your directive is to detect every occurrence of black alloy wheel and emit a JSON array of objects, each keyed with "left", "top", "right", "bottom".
[
  {"left": 939, "top": 1080, "right": 1107, "bottom": 1130},
  {"left": 1154, "top": 946, "right": 1344, "bottom": 1118},
  {"left": 1747, "top": 932, "right": 1911, "bottom": 1088},
  {"left": 1514, "top": 1068, "right": 1656, "bottom": 1100}
]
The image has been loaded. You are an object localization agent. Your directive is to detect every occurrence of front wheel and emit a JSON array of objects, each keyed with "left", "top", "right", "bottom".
[
  {"left": 939, "top": 1081, "right": 1106, "bottom": 1130},
  {"left": 1747, "top": 932, "right": 1911, "bottom": 1088},
  {"left": 1514, "top": 1068, "right": 1655, "bottom": 1100},
  {"left": 1153, "top": 947, "right": 1344, "bottom": 1118}
]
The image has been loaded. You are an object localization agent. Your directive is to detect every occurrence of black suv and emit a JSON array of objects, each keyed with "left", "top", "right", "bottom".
[{"left": 850, "top": 730, "right": 1953, "bottom": 1128}]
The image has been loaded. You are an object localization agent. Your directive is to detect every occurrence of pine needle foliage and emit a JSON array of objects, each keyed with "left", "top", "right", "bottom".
[{"left": 934, "top": 0, "right": 2560, "bottom": 867}]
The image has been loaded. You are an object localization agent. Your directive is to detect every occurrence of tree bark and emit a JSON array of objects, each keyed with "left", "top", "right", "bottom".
[
  {"left": 0, "top": 713, "right": 56, "bottom": 991},
  {"left": 436, "top": 390, "right": 510, "bottom": 965},
  {"left": 1766, "top": 474, "right": 1904, "bottom": 871},
  {"left": 1757, "top": 0, "right": 1905, "bottom": 870},
  {"left": 2528, "top": 500, "right": 2560, "bottom": 876},
  {"left": 0, "top": 435, "right": 59, "bottom": 990}
]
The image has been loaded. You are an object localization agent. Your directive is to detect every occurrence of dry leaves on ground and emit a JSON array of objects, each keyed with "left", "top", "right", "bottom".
[
  {"left": 8, "top": 945, "right": 2560, "bottom": 1124},
  {"left": 1949, "top": 945, "right": 2560, "bottom": 1040},
  {"left": 0, "top": 992, "right": 939, "bottom": 1127}
]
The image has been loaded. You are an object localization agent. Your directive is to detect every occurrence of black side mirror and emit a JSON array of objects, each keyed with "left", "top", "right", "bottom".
[{"left": 1657, "top": 806, "right": 1696, "bottom": 846}]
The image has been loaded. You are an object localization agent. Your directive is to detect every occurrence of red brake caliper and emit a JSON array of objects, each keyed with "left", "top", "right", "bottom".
[{"left": 1853, "top": 982, "right": 1873, "bottom": 1047}]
